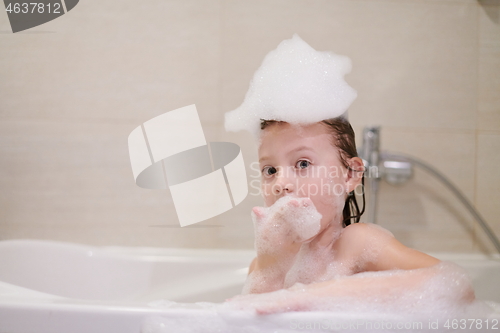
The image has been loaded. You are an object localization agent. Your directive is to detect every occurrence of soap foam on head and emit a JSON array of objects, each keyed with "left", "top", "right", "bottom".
[{"left": 224, "top": 34, "right": 357, "bottom": 138}]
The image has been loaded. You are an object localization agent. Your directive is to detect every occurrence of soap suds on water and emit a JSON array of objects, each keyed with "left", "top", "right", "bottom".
[
  {"left": 224, "top": 34, "right": 357, "bottom": 138},
  {"left": 142, "top": 264, "right": 499, "bottom": 333},
  {"left": 222, "top": 262, "right": 496, "bottom": 324}
]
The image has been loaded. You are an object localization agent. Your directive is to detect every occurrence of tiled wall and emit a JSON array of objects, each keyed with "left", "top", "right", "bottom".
[{"left": 0, "top": 0, "right": 498, "bottom": 253}]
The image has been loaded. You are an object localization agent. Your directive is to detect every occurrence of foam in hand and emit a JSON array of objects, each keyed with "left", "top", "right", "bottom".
[
  {"left": 225, "top": 34, "right": 357, "bottom": 138},
  {"left": 241, "top": 196, "right": 322, "bottom": 295},
  {"left": 252, "top": 196, "right": 322, "bottom": 255}
]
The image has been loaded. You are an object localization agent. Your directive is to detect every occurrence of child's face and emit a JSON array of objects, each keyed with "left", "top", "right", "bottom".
[{"left": 258, "top": 122, "right": 358, "bottom": 230}]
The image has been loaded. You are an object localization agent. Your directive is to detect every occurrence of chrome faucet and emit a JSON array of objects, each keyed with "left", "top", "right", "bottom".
[{"left": 358, "top": 126, "right": 500, "bottom": 253}]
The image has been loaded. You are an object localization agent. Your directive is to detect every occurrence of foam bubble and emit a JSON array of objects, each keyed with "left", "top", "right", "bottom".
[
  {"left": 143, "top": 298, "right": 499, "bottom": 333},
  {"left": 230, "top": 261, "right": 485, "bottom": 319},
  {"left": 225, "top": 34, "right": 357, "bottom": 138},
  {"left": 141, "top": 263, "right": 499, "bottom": 332},
  {"left": 252, "top": 196, "right": 322, "bottom": 255},
  {"left": 242, "top": 196, "right": 322, "bottom": 294},
  {"left": 284, "top": 222, "right": 398, "bottom": 289},
  {"left": 284, "top": 241, "right": 334, "bottom": 287}
]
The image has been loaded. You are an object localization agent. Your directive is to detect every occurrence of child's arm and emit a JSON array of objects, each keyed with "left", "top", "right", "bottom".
[
  {"left": 231, "top": 223, "right": 474, "bottom": 313},
  {"left": 229, "top": 260, "right": 474, "bottom": 314}
]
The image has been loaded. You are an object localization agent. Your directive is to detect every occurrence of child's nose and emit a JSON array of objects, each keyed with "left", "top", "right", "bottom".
[{"left": 274, "top": 170, "right": 295, "bottom": 195}]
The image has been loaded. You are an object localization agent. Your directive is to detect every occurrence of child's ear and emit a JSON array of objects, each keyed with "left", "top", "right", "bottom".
[{"left": 345, "top": 157, "right": 365, "bottom": 193}]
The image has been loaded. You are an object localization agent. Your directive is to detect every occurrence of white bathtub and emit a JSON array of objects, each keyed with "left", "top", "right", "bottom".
[{"left": 0, "top": 239, "right": 499, "bottom": 333}]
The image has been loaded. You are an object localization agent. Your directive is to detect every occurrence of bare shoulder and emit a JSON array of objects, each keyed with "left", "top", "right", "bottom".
[
  {"left": 339, "top": 223, "right": 440, "bottom": 271},
  {"left": 339, "top": 222, "right": 394, "bottom": 246},
  {"left": 333, "top": 223, "right": 394, "bottom": 268}
]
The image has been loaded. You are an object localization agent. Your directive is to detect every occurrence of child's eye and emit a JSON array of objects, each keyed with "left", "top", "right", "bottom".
[
  {"left": 296, "top": 160, "right": 310, "bottom": 169},
  {"left": 262, "top": 166, "right": 277, "bottom": 176}
]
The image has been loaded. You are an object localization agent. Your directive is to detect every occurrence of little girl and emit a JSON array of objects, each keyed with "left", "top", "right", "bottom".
[
  {"left": 231, "top": 117, "right": 474, "bottom": 314},
  {"left": 249, "top": 117, "right": 441, "bottom": 288},
  {"left": 224, "top": 35, "right": 475, "bottom": 315}
]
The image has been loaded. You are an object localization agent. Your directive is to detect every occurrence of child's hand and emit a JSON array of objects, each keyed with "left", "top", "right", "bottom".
[{"left": 251, "top": 196, "right": 322, "bottom": 257}]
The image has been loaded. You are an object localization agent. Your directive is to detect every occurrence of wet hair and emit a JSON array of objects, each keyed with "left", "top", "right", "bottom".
[{"left": 260, "top": 117, "right": 365, "bottom": 227}]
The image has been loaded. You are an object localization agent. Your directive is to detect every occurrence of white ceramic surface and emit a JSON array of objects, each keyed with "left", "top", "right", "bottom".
[{"left": 0, "top": 240, "right": 499, "bottom": 333}]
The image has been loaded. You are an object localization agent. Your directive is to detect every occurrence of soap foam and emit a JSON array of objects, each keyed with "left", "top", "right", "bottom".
[
  {"left": 284, "top": 241, "right": 336, "bottom": 288},
  {"left": 224, "top": 34, "right": 357, "bottom": 138},
  {"left": 247, "top": 195, "right": 399, "bottom": 292},
  {"left": 308, "top": 261, "right": 476, "bottom": 316},
  {"left": 142, "top": 262, "right": 499, "bottom": 333},
  {"left": 284, "top": 222, "right": 397, "bottom": 289},
  {"left": 143, "top": 298, "right": 499, "bottom": 333},
  {"left": 241, "top": 196, "right": 322, "bottom": 295},
  {"left": 229, "top": 262, "right": 489, "bottom": 318},
  {"left": 252, "top": 196, "right": 322, "bottom": 255}
]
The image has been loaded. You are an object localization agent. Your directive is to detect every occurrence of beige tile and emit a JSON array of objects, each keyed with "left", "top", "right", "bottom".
[
  {"left": 479, "top": 4, "right": 500, "bottom": 46},
  {"left": 380, "top": 128, "right": 476, "bottom": 199},
  {"left": 361, "top": 128, "right": 485, "bottom": 253},
  {"left": 348, "top": 0, "right": 478, "bottom": 131},
  {"left": 478, "top": 0, "right": 500, "bottom": 6},
  {"left": 222, "top": 0, "right": 478, "bottom": 132},
  {"left": 0, "top": 119, "right": 167, "bottom": 227},
  {"left": 0, "top": 224, "right": 224, "bottom": 249},
  {"left": 352, "top": 125, "right": 365, "bottom": 151},
  {"left": 0, "top": 119, "right": 227, "bottom": 247},
  {"left": 478, "top": 4, "right": 500, "bottom": 132},
  {"left": 212, "top": 197, "right": 259, "bottom": 249},
  {"left": 0, "top": 0, "right": 491, "bottom": 251},
  {"left": 0, "top": 0, "right": 223, "bottom": 126},
  {"left": 472, "top": 222, "right": 500, "bottom": 254},
  {"left": 478, "top": 51, "right": 500, "bottom": 132},
  {"left": 476, "top": 133, "right": 500, "bottom": 248},
  {"left": 214, "top": 125, "right": 265, "bottom": 249},
  {"left": 374, "top": 168, "right": 480, "bottom": 253}
]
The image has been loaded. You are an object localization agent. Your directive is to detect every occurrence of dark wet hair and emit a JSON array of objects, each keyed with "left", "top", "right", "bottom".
[{"left": 260, "top": 117, "right": 365, "bottom": 227}]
